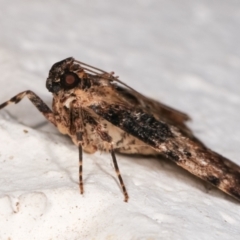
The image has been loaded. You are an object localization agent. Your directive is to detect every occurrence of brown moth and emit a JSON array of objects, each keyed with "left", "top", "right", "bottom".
[{"left": 1, "top": 57, "right": 240, "bottom": 202}]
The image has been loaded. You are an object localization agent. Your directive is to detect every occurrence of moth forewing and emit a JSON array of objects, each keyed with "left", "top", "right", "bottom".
[{"left": 0, "top": 56, "right": 240, "bottom": 203}]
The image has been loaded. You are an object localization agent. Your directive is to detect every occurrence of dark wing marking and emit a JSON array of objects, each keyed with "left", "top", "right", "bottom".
[
  {"left": 90, "top": 103, "right": 173, "bottom": 147},
  {"left": 114, "top": 85, "right": 205, "bottom": 147},
  {"left": 89, "top": 102, "right": 240, "bottom": 201}
]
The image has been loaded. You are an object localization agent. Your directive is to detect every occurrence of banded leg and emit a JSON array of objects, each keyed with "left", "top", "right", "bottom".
[
  {"left": 77, "top": 132, "right": 84, "bottom": 194},
  {"left": 110, "top": 146, "right": 129, "bottom": 202},
  {"left": 0, "top": 90, "right": 56, "bottom": 126}
]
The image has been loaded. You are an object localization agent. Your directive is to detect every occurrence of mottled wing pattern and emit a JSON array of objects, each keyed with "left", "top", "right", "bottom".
[
  {"left": 89, "top": 101, "right": 240, "bottom": 201},
  {"left": 114, "top": 85, "right": 205, "bottom": 147}
]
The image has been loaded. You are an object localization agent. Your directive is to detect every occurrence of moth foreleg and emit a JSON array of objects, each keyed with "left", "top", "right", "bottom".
[
  {"left": 0, "top": 90, "right": 56, "bottom": 126},
  {"left": 77, "top": 132, "right": 84, "bottom": 194},
  {"left": 110, "top": 146, "right": 129, "bottom": 202}
]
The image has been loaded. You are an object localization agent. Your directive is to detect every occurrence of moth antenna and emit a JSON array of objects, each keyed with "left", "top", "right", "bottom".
[
  {"left": 74, "top": 60, "right": 107, "bottom": 74},
  {"left": 74, "top": 59, "right": 145, "bottom": 100}
]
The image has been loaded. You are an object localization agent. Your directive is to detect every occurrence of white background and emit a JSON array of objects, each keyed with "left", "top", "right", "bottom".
[{"left": 0, "top": 1, "right": 240, "bottom": 239}]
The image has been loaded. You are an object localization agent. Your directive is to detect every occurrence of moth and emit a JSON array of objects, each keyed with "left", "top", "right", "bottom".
[{"left": 1, "top": 57, "right": 240, "bottom": 202}]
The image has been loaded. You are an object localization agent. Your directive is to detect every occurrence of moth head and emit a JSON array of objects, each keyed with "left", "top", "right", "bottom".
[{"left": 46, "top": 57, "right": 83, "bottom": 94}]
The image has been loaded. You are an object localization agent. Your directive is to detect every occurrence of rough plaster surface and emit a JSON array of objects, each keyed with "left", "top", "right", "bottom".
[{"left": 0, "top": 1, "right": 240, "bottom": 239}]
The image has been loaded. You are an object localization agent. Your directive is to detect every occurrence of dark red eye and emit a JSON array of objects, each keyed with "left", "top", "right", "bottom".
[
  {"left": 61, "top": 72, "right": 80, "bottom": 89},
  {"left": 65, "top": 74, "right": 75, "bottom": 85}
]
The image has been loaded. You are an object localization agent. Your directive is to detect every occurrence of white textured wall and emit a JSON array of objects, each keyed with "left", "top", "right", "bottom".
[{"left": 0, "top": 1, "right": 240, "bottom": 239}]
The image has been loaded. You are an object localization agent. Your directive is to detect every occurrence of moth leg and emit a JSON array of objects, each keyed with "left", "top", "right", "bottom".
[
  {"left": 77, "top": 132, "right": 84, "bottom": 194},
  {"left": 94, "top": 121, "right": 129, "bottom": 201},
  {"left": 0, "top": 90, "right": 56, "bottom": 126},
  {"left": 72, "top": 106, "right": 85, "bottom": 195},
  {"left": 110, "top": 146, "right": 129, "bottom": 202}
]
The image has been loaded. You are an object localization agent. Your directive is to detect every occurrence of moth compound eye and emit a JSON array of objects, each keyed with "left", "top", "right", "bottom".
[
  {"left": 61, "top": 72, "right": 80, "bottom": 89},
  {"left": 65, "top": 74, "right": 75, "bottom": 85}
]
